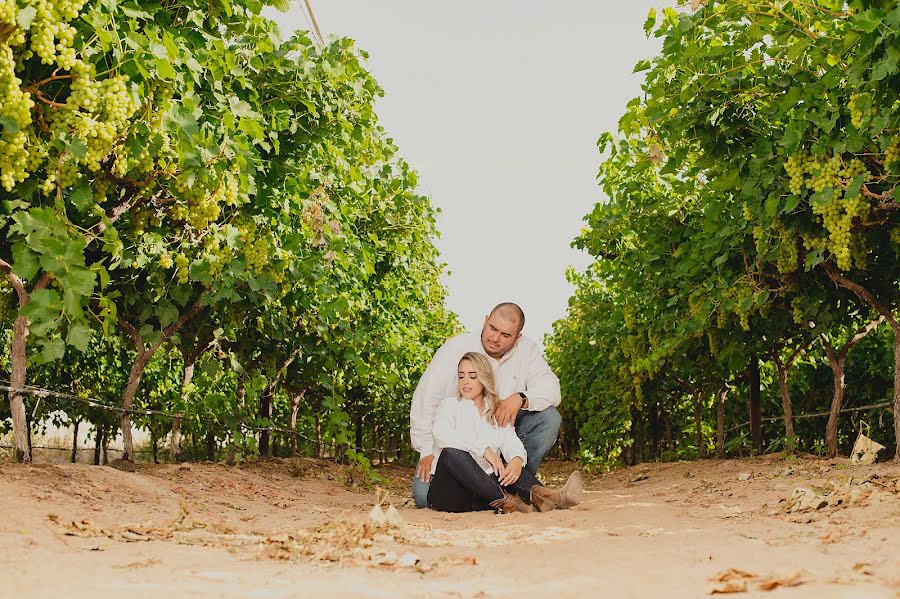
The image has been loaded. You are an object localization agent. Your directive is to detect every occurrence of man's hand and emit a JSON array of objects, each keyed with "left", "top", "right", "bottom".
[
  {"left": 416, "top": 454, "right": 435, "bottom": 482},
  {"left": 499, "top": 456, "right": 523, "bottom": 486},
  {"left": 484, "top": 448, "right": 505, "bottom": 478},
  {"left": 495, "top": 393, "right": 525, "bottom": 427}
]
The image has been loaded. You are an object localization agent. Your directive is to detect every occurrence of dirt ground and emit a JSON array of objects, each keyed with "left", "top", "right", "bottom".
[{"left": 0, "top": 455, "right": 898, "bottom": 599}]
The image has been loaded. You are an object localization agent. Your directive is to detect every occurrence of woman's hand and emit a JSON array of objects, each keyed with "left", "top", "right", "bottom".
[
  {"left": 499, "top": 457, "right": 523, "bottom": 486},
  {"left": 483, "top": 448, "right": 505, "bottom": 478}
]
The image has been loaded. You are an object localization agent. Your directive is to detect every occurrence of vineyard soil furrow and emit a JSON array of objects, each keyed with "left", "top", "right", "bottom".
[{"left": 1, "top": 457, "right": 898, "bottom": 598}]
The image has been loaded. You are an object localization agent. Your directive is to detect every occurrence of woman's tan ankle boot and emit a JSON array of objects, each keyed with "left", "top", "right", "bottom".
[{"left": 530, "top": 470, "right": 584, "bottom": 512}]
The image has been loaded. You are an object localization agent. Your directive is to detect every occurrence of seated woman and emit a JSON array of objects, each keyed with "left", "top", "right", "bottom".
[{"left": 426, "top": 351, "right": 582, "bottom": 513}]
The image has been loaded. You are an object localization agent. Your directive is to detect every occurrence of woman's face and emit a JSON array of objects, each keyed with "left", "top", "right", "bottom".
[{"left": 457, "top": 359, "right": 484, "bottom": 401}]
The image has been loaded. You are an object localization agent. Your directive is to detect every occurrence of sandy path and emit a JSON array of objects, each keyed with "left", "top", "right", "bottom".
[{"left": 1, "top": 456, "right": 898, "bottom": 598}]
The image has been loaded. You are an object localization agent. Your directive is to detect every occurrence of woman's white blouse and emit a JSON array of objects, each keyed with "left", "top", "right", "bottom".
[{"left": 431, "top": 396, "right": 527, "bottom": 475}]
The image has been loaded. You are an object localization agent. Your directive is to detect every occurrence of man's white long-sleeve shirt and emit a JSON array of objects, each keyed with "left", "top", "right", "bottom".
[
  {"left": 410, "top": 332, "right": 561, "bottom": 458},
  {"left": 431, "top": 396, "right": 527, "bottom": 475}
]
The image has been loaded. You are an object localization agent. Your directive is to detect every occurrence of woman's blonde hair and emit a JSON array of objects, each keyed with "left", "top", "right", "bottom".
[{"left": 458, "top": 352, "right": 500, "bottom": 425}]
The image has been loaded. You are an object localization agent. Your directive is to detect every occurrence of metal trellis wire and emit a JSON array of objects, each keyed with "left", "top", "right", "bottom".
[{"left": 0, "top": 381, "right": 399, "bottom": 457}]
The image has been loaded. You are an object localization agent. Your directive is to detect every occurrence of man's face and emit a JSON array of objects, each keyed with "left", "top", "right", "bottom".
[{"left": 480, "top": 313, "right": 521, "bottom": 359}]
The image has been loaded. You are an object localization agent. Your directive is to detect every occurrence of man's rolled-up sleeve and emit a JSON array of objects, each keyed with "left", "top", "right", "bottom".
[{"left": 522, "top": 345, "right": 561, "bottom": 412}]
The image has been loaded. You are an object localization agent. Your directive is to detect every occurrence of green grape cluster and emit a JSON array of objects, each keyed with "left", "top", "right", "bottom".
[
  {"left": 809, "top": 156, "right": 842, "bottom": 192},
  {"left": 844, "top": 194, "right": 869, "bottom": 220},
  {"left": 804, "top": 154, "right": 873, "bottom": 271},
  {"left": 849, "top": 235, "right": 869, "bottom": 270},
  {"left": 170, "top": 203, "right": 188, "bottom": 221},
  {"left": 0, "top": 287, "right": 15, "bottom": 323},
  {"left": 170, "top": 170, "right": 242, "bottom": 231},
  {"left": 269, "top": 265, "right": 288, "bottom": 289},
  {"left": 802, "top": 233, "right": 827, "bottom": 252},
  {"left": 237, "top": 220, "right": 273, "bottom": 274},
  {"left": 776, "top": 230, "right": 799, "bottom": 274},
  {"left": 186, "top": 191, "right": 222, "bottom": 230},
  {"left": 174, "top": 253, "right": 190, "bottom": 284},
  {"left": 716, "top": 309, "right": 728, "bottom": 328},
  {"left": 783, "top": 152, "right": 809, "bottom": 195},
  {"left": 708, "top": 332, "right": 719, "bottom": 356},
  {"left": 0, "top": 45, "right": 35, "bottom": 191},
  {"left": 159, "top": 253, "right": 174, "bottom": 269},
  {"left": 839, "top": 157, "right": 868, "bottom": 180},
  {"left": 848, "top": 93, "right": 869, "bottom": 128},
  {"left": 741, "top": 202, "right": 753, "bottom": 221},
  {"left": 131, "top": 209, "right": 150, "bottom": 235},
  {"left": 29, "top": 0, "right": 85, "bottom": 69},
  {"left": 722, "top": 284, "right": 754, "bottom": 331},
  {"left": 790, "top": 297, "right": 805, "bottom": 325},
  {"left": 0, "top": 0, "right": 16, "bottom": 25},
  {"left": 620, "top": 332, "right": 645, "bottom": 360},
  {"left": 92, "top": 176, "right": 112, "bottom": 202},
  {"left": 752, "top": 224, "right": 765, "bottom": 254},
  {"left": 816, "top": 199, "right": 852, "bottom": 269},
  {"left": 622, "top": 305, "right": 636, "bottom": 328},
  {"left": 201, "top": 233, "right": 233, "bottom": 279},
  {"left": 223, "top": 167, "right": 243, "bottom": 207},
  {"left": 890, "top": 227, "right": 900, "bottom": 247},
  {"left": 687, "top": 292, "right": 704, "bottom": 318},
  {"left": 44, "top": 64, "right": 138, "bottom": 179},
  {"left": 885, "top": 137, "right": 900, "bottom": 170}
]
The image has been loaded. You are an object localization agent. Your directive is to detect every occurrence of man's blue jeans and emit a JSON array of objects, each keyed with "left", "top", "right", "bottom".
[{"left": 412, "top": 405, "right": 562, "bottom": 508}]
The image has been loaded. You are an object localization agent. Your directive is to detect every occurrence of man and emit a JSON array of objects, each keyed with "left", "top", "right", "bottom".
[{"left": 410, "top": 302, "right": 562, "bottom": 508}]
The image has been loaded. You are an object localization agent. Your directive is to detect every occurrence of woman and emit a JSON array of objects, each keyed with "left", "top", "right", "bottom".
[{"left": 427, "top": 351, "right": 582, "bottom": 513}]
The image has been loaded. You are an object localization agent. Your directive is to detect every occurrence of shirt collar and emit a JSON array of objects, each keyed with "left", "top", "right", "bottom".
[
  {"left": 460, "top": 396, "right": 490, "bottom": 417},
  {"left": 486, "top": 341, "right": 518, "bottom": 365}
]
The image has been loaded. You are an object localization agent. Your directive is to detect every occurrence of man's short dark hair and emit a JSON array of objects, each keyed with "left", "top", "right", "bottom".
[{"left": 489, "top": 302, "right": 525, "bottom": 333}]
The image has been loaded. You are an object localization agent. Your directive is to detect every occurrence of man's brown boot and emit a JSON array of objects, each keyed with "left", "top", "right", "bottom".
[
  {"left": 489, "top": 491, "right": 534, "bottom": 514},
  {"left": 530, "top": 470, "right": 584, "bottom": 512}
]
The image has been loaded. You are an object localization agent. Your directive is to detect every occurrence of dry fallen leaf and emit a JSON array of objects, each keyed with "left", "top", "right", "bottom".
[
  {"left": 709, "top": 580, "right": 747, "bottom": 594},
  {"left": 757, "top": 571, "right": 804, "bottom": 591},
  {"left": 708, "top": 567, "right": 755, "bottom": 594},
  {"left": 851, "top": 432, "right": 885, "bottom": 464}
]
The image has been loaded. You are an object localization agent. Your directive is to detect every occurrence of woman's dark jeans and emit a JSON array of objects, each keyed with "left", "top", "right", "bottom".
[{"left": 427, "top": 448, "right": 542, "bottom": 512}]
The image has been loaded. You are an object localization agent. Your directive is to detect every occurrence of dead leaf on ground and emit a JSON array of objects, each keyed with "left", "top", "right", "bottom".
[
  {"left": 708, "top": 567, "right": 755, "bottom": 594},
  {"left": 757, "top": 571, "right": 804, "bottom": 591},
  {"left": 851, "top": 433, "right": 885, "bottom": 465},
  {"left": 640, "top": 527, "right": 664, "bottom": 537}
]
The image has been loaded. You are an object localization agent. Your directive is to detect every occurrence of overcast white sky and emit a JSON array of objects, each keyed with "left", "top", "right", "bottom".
[{"left": 271, "top": 2, "right": 672, "bottom": 345}]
